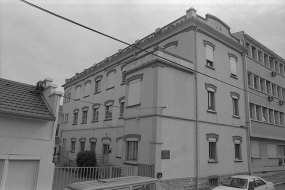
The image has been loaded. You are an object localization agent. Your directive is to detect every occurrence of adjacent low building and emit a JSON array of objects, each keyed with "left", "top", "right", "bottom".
[
  {"left": 60, "top": 8, "right": 250, "bottom": 189},
  {"left": 0, "top": 77, "right": 62, "bottom": 190}
]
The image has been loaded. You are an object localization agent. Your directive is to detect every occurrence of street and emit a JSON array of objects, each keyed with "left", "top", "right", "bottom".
[{"left": 275, "top": 184, "right": 285, "bottom": 190}]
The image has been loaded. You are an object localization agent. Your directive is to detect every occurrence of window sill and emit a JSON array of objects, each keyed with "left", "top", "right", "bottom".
[
  {"left": 81, "top": 122, "right": 87, "bottom": 124},
  {"left": 70, "top": 151, "right": 75, "bottom": 153},
  {"left": 234, "top": 159, "right": 243, "bottom": 162},
  {"left": 124, "top": 161, "right": 138, "bottom": 166},
  {"left": 205, "top": 65, "right": 215, "bottom": 70},
  {"left": 72, "top": 123, "right": 78, "bottom": 125},
  {"left": 268, "top": 157, "right": 278, "bottom": 159},
  {"left": 83, "top": 95, "right": 90, "bottom": 98},
  {"left": 106, "top": 86, "right": 114, "bottom": 90},
  {"left": 104, "top": 118, "right": 112, "bottom": 121},
  {"left": 118, "top": 117, "right": 124, "bottom": 120},
  {"left": 230, "top": 74, "right": 238, "bottom": 80},
  {"left": 207, "top": 109, "right": 217, "bottom": 114},
  {"left": 116, "top": 156, "right": 122, "bottom": 159},
  {"left": 75, "top": 98, "right": 80, "bottom": 101},
  {"left": 94, "top": 91, "right": 101, "bottom": 95},
  {"left": 91, "top": 120, "right": 99, "bottom": 123},
  {"left": 232, "top": 115, "right": 240, "bottom": 119},
  {"left": 251, "top": 157, "right": 261, "bottom": 159},
  {"left": 208, "top": 160, "right": 218, "bottom": 163},
  {"left": 127, "top": 103, "right": 141, "bottom": 108}
]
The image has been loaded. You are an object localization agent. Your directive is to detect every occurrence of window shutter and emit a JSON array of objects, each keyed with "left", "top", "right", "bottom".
[
  {"left": 206, "top": 45, "right": 213, "bottom": 61},
  {"left": 267, "top": 143, "right": 277, "bottom": 158},
  {"left": 230, "top": 57, "right": 237, "bottom": 75},
  {"left": 76, "top": 87, "right": 81, "bottom": 99},
  {"left": 251, "top": 141, "right": 260, "bottom": 157},
  {"left": 5, "top": 160, "right": 39, "bottom": 190},
  {"left": 84, "top": 82, "right": 90, "bottom": 96},
  {"left": 128, "top": 79, "right": 141, "bottom": 106},
  {"left": 107, "top": 72, "right": 115, "bottom": 88},
  {"left": 117, "top": 139, "right": 123, "bottom": 157}
]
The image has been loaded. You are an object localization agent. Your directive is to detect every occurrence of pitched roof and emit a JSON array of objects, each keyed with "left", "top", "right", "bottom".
[{"left": 0, "top": 78, "right": 55, "bottom": 121}]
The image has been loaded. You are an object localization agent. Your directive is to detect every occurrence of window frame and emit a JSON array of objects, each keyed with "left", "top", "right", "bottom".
[
  {"left": 204, "top": 40, "right": 215, "bottom": 68},
  {"left": 106, "top": 69, "right": 116, "bottom": 90},
  {"left": 104, "top": 100, "right": 114, "bottom": 120},
  {"left": 84, "top": 80, "right": 91, "bottom": 97},
  {"left": 94, "top": 75, "right": 103, "bottom": 93},
  {"left": 82, "top": 106, "right": 89, "bottom": 124},
  {"left": 73, "top": 109, "right": 79, "bottom": 124},
  {"left": 206, "top": 133, "right": 219, "bottom": 163},
  {"left": 205, "top": 83, "right": 217, "bottom": 112},
  {"left": 228, "top": 53, "right": 238, "bottom": 77},
  {"left": 92, "top": 104, "right": 100, "bottom": 122},
  {"left": 75, "top": 85, "right": 81, "bottom": 100},
  {"left": 231, "top": 92, "right": 240, "bottom": 117},
  {"left": 126, "top": 74, "right": 143, "bottom": 107}
]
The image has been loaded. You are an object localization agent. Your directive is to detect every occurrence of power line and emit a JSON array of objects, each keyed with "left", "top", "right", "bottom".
[{"left": 20, "top": 0, "right": 284, "bottom": 104}]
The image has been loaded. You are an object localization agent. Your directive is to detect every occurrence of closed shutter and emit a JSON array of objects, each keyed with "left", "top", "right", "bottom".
[
  {"left": 5, "top": 160, "right": 39, "bottom": 190},
  {"left": 128, "top": 79, "right": 141, "bottom": 106},
  {"left": 206, "top": 45, "right": 213, "bottom": 62},
  {"left": 251, "top": 141, "right": 260, "bottom": 158},
  {"left": 117, "top": 139, "right": 123, "bottom": 157},
  {"left": 230, "top": 57, "right": 237, "bottom": 75},
  {"left": 107, "top": 72, "right": 115, "bottom": 88},
  {"left": 267, "top": 143, "right": 277, "bottom": 158},
  {"left": 84, "top": 82, "right": 90, "bottom": 96}
]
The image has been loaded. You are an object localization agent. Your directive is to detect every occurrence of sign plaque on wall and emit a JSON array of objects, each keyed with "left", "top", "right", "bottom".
[{"left": 161, "top": 150, "right": 170, "bottom": 159}]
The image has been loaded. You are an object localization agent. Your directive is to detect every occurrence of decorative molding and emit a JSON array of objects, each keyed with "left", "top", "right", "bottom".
[
  {"left": 79, "top": 137, "right": 86, "bottom": 142},
  {"left": 163, "top": 41, "right": 178, "bottom": 49},
  {"left": 119, "top": 96, "right": 125, "bottom": 102},
  {"left": 206, "top": 133, "right": 219, "bottom": 141},
  {"left": 203, "top": 40, "right": 215, "bottom": 50},
  {"left": 123, "top": 134, "right": 141, "bottom": 142},
  {"left": 92, "top": 103, "right": 100, "bottom": 109},
  {"left": 75, "top": 84, "right": 82, "bottom": 89},
  {"left": 116, "top": 136, "right": 123, "bottom": 142},
  {"left": 84, "top": 80, "right": 91, "bottom": 85},
  {"left": 73, "top": 109, "right": 79, "bottom": 113},
  {"left": 106, "top": 68, "right": 116, "bottom": 76},
  {"left": 205, "top": 83, "right": 217, "bottom": 92},
  {"left": 230, "top": 92, "right": 240, "bottom": 99},
  {"left": 205, "top": 14, "right": 230, "bottom": 30},
  {"left": 104, "top": 100, "right": 114, "bottom": 106},
  {"left": 101, "top": 137, "right": 111, "bottom": 142},
  {"left": 126, "top": 74, "right": 144, "bottom": 85},
  {"left": 232, "top": 136, "right": 242, "bottom": 143},
  {"left": 82, "top": 106, "right": 89, "bottom": 111},
  {"left": 89, "top": 137, "right": 97, "bottom": 142},
  {"left": 94, "top": 75, "right": 103, "bottom": 81},
  {"left": 70, "top": 137, "right": 76, "bottom": 141},
  {"left": 228, "top": 53, "right": 238, "bottom": 61}
]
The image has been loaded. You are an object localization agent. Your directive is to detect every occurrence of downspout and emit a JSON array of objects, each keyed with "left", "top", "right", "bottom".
[
  {"left": 242, "top": 36, "right": 252, "bottom": 175},
  {"left": 194, "top": 26, "right": 199, "bottom": 190}
]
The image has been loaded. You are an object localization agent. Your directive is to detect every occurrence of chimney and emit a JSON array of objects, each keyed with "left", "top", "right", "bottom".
[
  {"left": 44, "top": 78, "right": 53, "bottom": 88},
  {"left": 186, "top": 7, "right": 197, "bottom": 19}
]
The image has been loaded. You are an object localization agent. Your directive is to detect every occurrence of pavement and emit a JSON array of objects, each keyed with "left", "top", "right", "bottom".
[{"left": 261, "top": 172, "right": 285, "bottom": 186}]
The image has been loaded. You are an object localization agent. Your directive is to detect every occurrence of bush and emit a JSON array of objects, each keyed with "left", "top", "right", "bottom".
[{"left": 76, "top": 151, "right": 97, "bottom": 167}]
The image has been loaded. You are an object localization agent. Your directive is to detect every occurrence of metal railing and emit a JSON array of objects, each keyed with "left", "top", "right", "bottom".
[
  {"left": 138, "top": 164, "right": 155, "bottom": 178},
  {"left": 53, "top": 166, "right": 136, "bottom": 190}
]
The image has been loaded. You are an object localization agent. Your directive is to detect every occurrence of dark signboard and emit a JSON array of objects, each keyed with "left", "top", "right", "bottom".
[{"left": 161, "top": 150, "right": 170, "bottom": 159}]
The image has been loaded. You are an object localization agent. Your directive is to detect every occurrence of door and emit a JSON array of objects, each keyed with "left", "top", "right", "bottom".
[{"left": 102, "top": 144, "right": 109, "bottom": 164}]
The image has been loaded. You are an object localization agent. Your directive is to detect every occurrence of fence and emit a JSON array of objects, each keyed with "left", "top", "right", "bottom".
[
  {"left": 138, "top": 164, "right": 155, "bottom": 178},
  {"left": 52, "top": 166, "right": 136, "bottom": 190}
]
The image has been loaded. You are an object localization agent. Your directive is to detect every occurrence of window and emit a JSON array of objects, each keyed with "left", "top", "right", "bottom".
[
  {"left": 251, "top": 141, "right": 260, "bottom": 158},
  {"left": 269, "top": 109, "right": 273, "bottom": 124},
  {"left": 253, "top": 76, "right": 258, "bottom": 89},
  {"left": 119, "top": 97, "right": 125, "bottom": 118},
  {"left": 106, "top": 70, "right": 115, "bottom": 89},
  {"left": 64, "top": 114, "right": 69, "bottom": 123},
  {"left": 233, "top": 136, "right": 242, "bottom": 160},
  {"left": 82, "top": 106, "right": 89, "bottom": 123},
  {"left": 208, "top": 178, "right": 218, "bottom": 187},
  {"left": 89, "top": 138, "right": 97, "bottom": 152},
  {"left": 260, "top": 79, "right": 265, "bottom": 92},
  {"left": 127, "top": 75, "right": 143, "bottom": 106},
  {"left": 64, "top": 93, "right": 71, "bottom": 103},
  {"left": 92, "top": 104, "right": 100, "bottom": 121},
  {"left": 256, "top": 105, "right": 261, "bottom": 121},
  {"left": 73, "top": 109, "right": 79, "bottom": 124},
  {"left": 163, "top": 41, "right": 177, "bottom": 54},
  {"left": 80, "top": 141, "right": 85, "bottom": 152},
  {"left": 62, "top": 139, "right": 66, "bottom": 149},
  {"left": 266, "top": 81, "right": 271, "bottom": 94},
  {"left": 269, "top": 57, "right": 274, "bottom": 69},
  {"left": 258, "top": 50, "right": 262, "bottom": 63},
  {"left": 280, "top": 113, "right": 284, "bottom": 126},
  {"left": 116, "top": 138, "right": 123, "bottom": 158},
  {"left": 250, "top": 103, "right": 254, "bottom": 119},
  {"left": 272, "top": 84, "right": 276, "bottom": 97},
  {"left": 84, "top": 81, "right": 91, "bottom": 97},
  {"left": 264, "top": 54, "right": 268, "bottom": 67},
  {"left": 206, "top": 134, "right": 218, "bottom": 162},
  {"left": 247, "top": 73, "right": 251, "bottom": 87},
  {"left": 262, "top": 107, "right": 267, "bottom": 122},
  {"left": 206, "top": 45, "right": 214, "bottom": 67},
  {"left": 231, "top": 93, "right": 239, "bottom": 116},
  {"left": 267, "top": 143, "right": 277, "bottom": 158},
  {"left": 278, "top": 145, "right": 285, "bottom": 157},
  {"left": 275, "top": 60, "right": 279, "bottom": 72},
  {"left": 274, "top": 111, "right": 279, "bottom": 125},
  {"left": 75, "top": 86, "right": 81, "bottom": 99},
  {"left": 280, "top": 63, "right": 284, "bottom": 75},
  {"left": 70, "top": 138, "right": 76, "bottom": 152},
  {"left": 205, "top": 84, "right": 217, "bottom": 112},
  {"left": 105, "top": 100, "right": 114, "bottom": 120},
  {"left": 251, "top": 46, "right": 256, "bottom": 59},
  {"left": 229, "top": 53, "right": 237, "bottom": 76},
  {"left": 246, "top": 43, "right": 250, "bottom": 56},
  {"left": 126, "top": 141, "right": 138, "bottom": 161},
  {"left": 277, "top": 86, "right": 281, "bottom": 99},
  {"left": 94, "top": 75, "right": 102, "bottom": 93}
]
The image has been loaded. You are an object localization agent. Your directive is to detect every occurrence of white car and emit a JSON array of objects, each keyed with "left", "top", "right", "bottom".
[{"left": 212, "top": 175, "right": 275, "bottom": 190}]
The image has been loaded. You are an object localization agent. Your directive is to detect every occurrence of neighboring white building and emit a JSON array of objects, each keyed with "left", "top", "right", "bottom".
[{"left": 0, "top": 77, "right": 62, "bottom": 190}]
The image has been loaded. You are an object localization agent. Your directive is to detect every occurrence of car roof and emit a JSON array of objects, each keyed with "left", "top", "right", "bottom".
[
  {"left": 230, "top": 175, "right": 261, "bottom": 180},
  {"left": 66, "top": 176, "right": 158, "bottom": 190}
]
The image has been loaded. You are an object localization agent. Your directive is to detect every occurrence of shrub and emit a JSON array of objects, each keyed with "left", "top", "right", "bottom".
[{"left": 76, "top": 151, "right": 97, "bottom": 167}]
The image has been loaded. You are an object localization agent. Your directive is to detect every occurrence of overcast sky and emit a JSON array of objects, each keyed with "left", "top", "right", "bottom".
[{"left": 1, "top": 0, "right": 285, "bottom": 104}]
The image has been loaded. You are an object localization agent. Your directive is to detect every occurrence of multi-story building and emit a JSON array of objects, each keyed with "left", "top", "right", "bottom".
[
  {"left": 233, "top": 32, "right": 285, "bottom": 175},
  {"left": 60, "top": 8, "right": 249, "bottom": 189}
]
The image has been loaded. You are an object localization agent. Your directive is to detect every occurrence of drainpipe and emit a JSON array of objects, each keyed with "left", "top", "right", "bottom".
[
  {"left": 194, "top": 26, "right": 199, "bottom": 190},
  {"left": 242, "top": 37, "right": 252, "bottom": 175}
]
